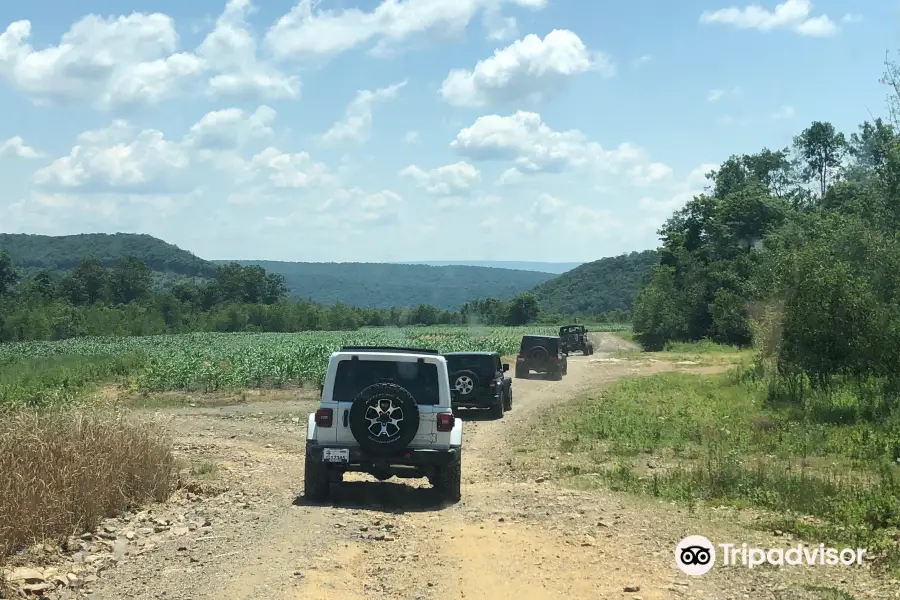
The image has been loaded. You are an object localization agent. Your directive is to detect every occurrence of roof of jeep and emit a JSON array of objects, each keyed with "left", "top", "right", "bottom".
[
  {"left": 443, "top": 351, "right": 498, "bottom": 356},
  {"left": 339, "top": 346, "right": 440, "bottom": 355},
  {"left": 522, "top": 335, "right": 560, "bottom": 340}
]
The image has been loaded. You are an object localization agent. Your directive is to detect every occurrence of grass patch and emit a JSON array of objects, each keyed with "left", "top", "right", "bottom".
[
  {"left": 190, "top": 459, "right": 219, "bottom": 478},
  {"left": 0, "top": 407, "right": 175, "bottom": 566},
  {"left": 614, "top": 330, "right": 636, "bottom": 344},
  {"left": 546, "top": 368, "right": 900, "bottom": 572},
  {"left": 0, "top": 353, "right": 147, "bottom": 411}
]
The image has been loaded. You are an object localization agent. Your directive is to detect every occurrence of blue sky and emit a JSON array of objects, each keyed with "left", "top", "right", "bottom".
[{"left": 0, "top": 0, "right": 894, "bottom": 263}]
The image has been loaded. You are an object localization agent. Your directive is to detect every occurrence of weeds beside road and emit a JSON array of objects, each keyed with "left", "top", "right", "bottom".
[{"left": 525, "top": 342, "right": 900, "bottom": 578}]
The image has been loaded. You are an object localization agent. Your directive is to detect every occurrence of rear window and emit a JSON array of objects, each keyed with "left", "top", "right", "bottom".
[
  {"left": 520, "top": 337, "right": 559, "bottom": 352},
  {"left": 333, "top": 359, "right": 440, "bottom": 405},
  {"left": 446, "top": 355, "right": 497, "bottom": 374}
]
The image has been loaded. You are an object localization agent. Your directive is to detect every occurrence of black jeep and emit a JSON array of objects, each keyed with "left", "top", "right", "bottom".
[
  {"left": 444, "top": 352, "right": 512, "bottom": 419},
  {"left": 559, "top": 324, "right": 594, "bottom": 356},
  {"left": 515, "top": 335, "right": 567, "bottom": 380}
]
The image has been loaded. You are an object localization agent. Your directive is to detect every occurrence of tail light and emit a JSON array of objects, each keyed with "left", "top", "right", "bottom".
[
  {"left": 489, "top": 380, "right": 496, "bottom": 387},
  {"left": 549, "top": 355, "right": 558, "bottom": 362},
  {"left": 315, "top": 408, "right": 333, "bottom": 428},
  {"left": 437, "top": 412, "right": 455, "bottom": 432}
]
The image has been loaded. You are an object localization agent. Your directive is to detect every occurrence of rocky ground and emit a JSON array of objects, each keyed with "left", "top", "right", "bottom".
[{"left": 3, "top": 334, "right": 898, "bottom": 599}]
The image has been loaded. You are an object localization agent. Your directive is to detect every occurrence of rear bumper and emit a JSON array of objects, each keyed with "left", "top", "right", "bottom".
[
  {"left": 307, "top": 443, "right": 461, "bottom": 468},
  {"left": 453, "top": 392, "right": 501, "bottom": 409},
  {"left": 516, "top": 359, "right": 561, "bottom": 373}
]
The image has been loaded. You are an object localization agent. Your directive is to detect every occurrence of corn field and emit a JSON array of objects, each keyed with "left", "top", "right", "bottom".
[{"left": 0, "top": 325, "right": 631, "bottom": 398}]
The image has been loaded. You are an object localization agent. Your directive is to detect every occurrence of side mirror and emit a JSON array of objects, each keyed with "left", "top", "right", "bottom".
[{"left": 502, "top": 363, "right": 509, "bottom": 372}]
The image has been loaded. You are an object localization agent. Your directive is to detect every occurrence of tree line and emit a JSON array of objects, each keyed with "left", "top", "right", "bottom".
[
  {"left": 632, "top": 56, "right": 900, "bottom": 422},
  {"left": 0, "top": 254, "right": 552, "bottom": 342}
]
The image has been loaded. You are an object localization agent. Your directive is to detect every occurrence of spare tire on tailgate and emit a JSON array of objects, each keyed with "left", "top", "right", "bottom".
[
  {"left": 348, "top": 382, "right": 420, "bottom": 455},
  {"left": 528, "top": 345, "right": 549, "bottom": 361}
]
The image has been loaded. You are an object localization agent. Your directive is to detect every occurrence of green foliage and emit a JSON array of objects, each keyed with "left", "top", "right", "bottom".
[
  {"left": 531, "top": 250, "right": 658, "bottom": 316},
  {"left": 214, "top": 260, "right": 556, "bottom": 310},
  {"left": 632, "top": 58, "right": 900, "bottom": 434},
  {"left": 1, "top": 258, "right": 504, "bottom": 342}
]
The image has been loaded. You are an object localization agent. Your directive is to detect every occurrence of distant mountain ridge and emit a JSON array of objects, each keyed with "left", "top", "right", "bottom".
[
  {"left": 0, "top": 233, "right": 656, "bottom": 314},
  {"left": 0, "top": 233, "right": 215, "bottom": 277},
  {"left": 532, "top": 250, "right": 659, "bottom": 315},
  {"left": 212, "top": 260, "right": 556, "bottom": 310},
  {"left": 392, "top": 260, "right": 581, "bottom": 274}
]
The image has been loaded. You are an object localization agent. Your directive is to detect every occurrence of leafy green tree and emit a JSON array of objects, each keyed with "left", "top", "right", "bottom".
[
  {"left": 793, "top": 121, "right": 847, "bottom": 197},
  {"left": 0, "top": 251, "right": 21, "bottom": 297},
  {"left": 506, "top": 292, "right": 539, "bottom": 325},
  {"left": 106, "top": 256, "right": 153, "bottom": 305}
]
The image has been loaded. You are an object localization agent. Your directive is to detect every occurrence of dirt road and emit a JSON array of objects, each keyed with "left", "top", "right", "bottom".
[{"left": 34, "top": 334, "right": 895, "bottom": 600}]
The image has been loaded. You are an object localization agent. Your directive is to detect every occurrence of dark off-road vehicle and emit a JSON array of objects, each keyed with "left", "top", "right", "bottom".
[
  {"left": 515, "top": 335, "right": 568, "bottom": 380},
  {"left": 445, "top": 352, "right": 512, "bottom": 419},
  {"left": 559, "top": 324, "right": 594, "bottom": 356}
]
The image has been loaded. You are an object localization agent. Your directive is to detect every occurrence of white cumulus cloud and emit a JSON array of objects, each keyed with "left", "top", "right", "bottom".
[
  {"left": 0, "top": 136, "right": 43, "bottom": 159},
  {"left": 451, "top": 111, "right": 667, "bottom": 186},
  {"left": 264, "top": 0, "right": 548, "bottom": 59},
  {"left": 184, "top": 106, "right": 277, "bottom": 151},
  {"left": 399, "top": 162, "right": 481, "bottom": 195},
  {"left": 321, "top": 81, "right": 407, "bottom": 145},
  {"left": 700, "top": 0, "right": 838, "bottom": 37},
  {"left": 32, "top": 121, "right": 191, "bottom": 193},
  {"left": 440, "top": 30, "right": 608, "bottom": 107}
]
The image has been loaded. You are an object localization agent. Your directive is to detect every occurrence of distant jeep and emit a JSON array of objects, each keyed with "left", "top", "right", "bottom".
[
  {"left": 515, "top": 335, "right": 567, "bottom": 380},
  {"left": 559, "top": 324, "right": 593, "bottom": 356}
]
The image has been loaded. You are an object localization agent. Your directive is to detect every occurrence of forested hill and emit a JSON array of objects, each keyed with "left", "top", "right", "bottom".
[
  {"left": 532, "top": 250, "right": 659, "bottom": 315},
  {"left": 212, "top": 260, "right": 556, "bottom": 310},
  {"left": 0, "top": 233, "right": 215, "bottom": 278}
]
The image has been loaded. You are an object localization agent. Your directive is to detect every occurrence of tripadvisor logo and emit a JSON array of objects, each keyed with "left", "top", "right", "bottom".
[{"left": 675, "top": 535, "right": 867, "bottom": 575}]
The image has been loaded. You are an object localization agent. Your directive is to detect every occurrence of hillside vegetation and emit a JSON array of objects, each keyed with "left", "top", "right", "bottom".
[
  {"left": 0, "top": 233, "right": 215, "bottom": 278},
  {"left": 629, "top": 60, "right": 900, "bottom": 478},
  {"left": 532, "top": 250, "right": 658, "bottom": 316},
  {"left": 0, "top": 251, "right": 556, "bottom": 342},
  {"left": 215, "top": 260, "right": 556, "bottom": 310}
]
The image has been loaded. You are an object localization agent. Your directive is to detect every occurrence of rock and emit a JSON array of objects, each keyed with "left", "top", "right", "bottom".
[
  {"left": 171, "top": 527, "right": 190, "bottom": 537},
  {"left": 6, "top": 567, "right": 45, "bottom": 583},
  {"left": 22, "top": 582, "right": 54, "bottom": 594},
  {"left": 535, "top": 477, "right": 546, "bottom": 483},
  {"left": 624, "top": 585, "right": 641, "bottom": 593}
]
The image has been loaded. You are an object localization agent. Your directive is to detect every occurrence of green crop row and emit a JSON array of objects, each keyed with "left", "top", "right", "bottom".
[{"left": 0, "top": 326, "right": 593, "bottom": 405}]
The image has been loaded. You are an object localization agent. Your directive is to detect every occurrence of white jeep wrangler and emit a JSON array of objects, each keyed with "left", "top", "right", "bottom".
[{"left": 304, "top": 346, "right": 463, "bottom": 503}]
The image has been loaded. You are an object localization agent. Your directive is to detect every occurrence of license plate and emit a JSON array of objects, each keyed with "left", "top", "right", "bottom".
[{"left": 323, "top": 448, "right": 349, "bottom": 463}]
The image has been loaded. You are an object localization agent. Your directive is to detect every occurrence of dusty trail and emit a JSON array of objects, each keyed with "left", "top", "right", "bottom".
[{"left": 44, "top": 334, "right": 895, "bottom": 600}]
